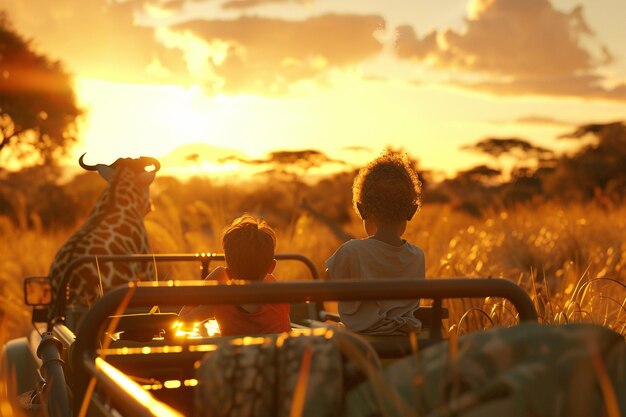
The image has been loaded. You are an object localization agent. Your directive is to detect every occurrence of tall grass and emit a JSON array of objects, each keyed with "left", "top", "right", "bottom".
[
  {"left": 283, "top": 201, "right": 626, "bottom": 335},
  {"left": 0, "top": 199, "right": 625, "bottom": 416},
  {"left": 0, "top": 217, "right": 68, "bottom": 340},
  {"left": 403, "top": 202, "right": 626, "bottom": 335},
  {"left": 1, "top": 200, "right": 625, "bottom": 342}
]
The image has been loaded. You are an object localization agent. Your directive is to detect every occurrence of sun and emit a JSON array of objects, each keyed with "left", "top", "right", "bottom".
[{"left": 72, "top": 78, "right": 266, "bottom": 168}]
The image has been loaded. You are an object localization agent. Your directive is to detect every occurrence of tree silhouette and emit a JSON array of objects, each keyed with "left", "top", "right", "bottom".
[
  {"left": 547, "top": 121, "right": 626, "bottom": 200},
  {"left": 219, "top": 149, "right": 347, "bottom": 230},
  {"left": 462, "top": 137, "right": 553, "bottom": 159},
  {"left": 457, "top": 164, "right": 502, "bottom": 184},
  {"left": 461, "top": 137, "right": 554, "bottom": 176},
  {"left": 0, "top": 13, "right": 82, "bottom": 165},
  {"left": 559, "top": 121, "right": 624, "bottom": 143},
  {"left": 433, "top": 164, "right": 502, "bottom": 217},
  {"left": 220, "top": 149, "right": 345, "bottom": 178}
]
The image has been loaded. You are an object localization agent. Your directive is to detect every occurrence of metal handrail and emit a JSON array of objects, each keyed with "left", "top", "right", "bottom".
[
  {"left": 53, "top": 253, "right": 319, "bottom": 319},
  {"left": 83, "top": 357, "right": 183, "bottom": 417},
  {"left": 70, "top": 278, "right": 537, "bottom": 414}
]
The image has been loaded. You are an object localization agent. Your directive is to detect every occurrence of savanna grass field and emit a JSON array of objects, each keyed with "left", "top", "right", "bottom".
[
  {"left": 2, "top": 195, "right": 625, "bottom": 344},
  {"left": 3, "top": 1, "right": 626, "bottom": 415}
]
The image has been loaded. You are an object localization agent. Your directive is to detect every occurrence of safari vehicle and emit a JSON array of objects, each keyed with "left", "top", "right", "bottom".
[{"left": 2, "top": 253, "right": 540, "bottom": 417}]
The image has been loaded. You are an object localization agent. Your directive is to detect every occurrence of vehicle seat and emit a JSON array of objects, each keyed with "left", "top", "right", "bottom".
[
  {"left": 289, "top": 301, "right": 322, "bottom": 326},
  {"left": 306, "top": 305, "right": 450, "bottom": 358}
]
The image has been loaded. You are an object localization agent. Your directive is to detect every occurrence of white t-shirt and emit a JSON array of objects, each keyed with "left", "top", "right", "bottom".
[{"left": 326, "top": 238, "right": 425, "bottom": 335}]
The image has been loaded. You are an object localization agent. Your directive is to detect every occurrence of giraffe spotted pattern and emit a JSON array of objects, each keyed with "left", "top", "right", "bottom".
[{"left": 49, "top": 155, "right": 160, "bottom": 310}]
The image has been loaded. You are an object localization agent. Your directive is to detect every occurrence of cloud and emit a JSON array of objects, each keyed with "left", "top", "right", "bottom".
[
  {"left": 514, "top": 115, "right": 574, "bottom": 126},
  {"left": 0, "top": 0, "right": 188, "bottom": 84},
  {"left": 0, "top": 0, "right": 384, "bottom": 95},
  {"left": 458, "top": 74, "right": 626, "bottom": 101},
  {"left": 221, "top": 0, "right": 311, "bottom": 10},
  {"left": 489, "top": 114, "right": 575, "bottom": 126},
  {"left": 396, "top": 0, "right": 624, "bottom": 101},
  {"left": 170, "top": 13, "right": 385, "bottom": 94}
]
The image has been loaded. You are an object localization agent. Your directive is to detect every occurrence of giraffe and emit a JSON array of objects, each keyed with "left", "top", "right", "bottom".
[{"left": 48, "top": 154, "right": 161, "bottom": 311}]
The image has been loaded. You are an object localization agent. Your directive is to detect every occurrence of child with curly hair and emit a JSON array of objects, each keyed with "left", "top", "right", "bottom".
[{"left": 326, "top": 151, "right": 424, "bottom": 335}]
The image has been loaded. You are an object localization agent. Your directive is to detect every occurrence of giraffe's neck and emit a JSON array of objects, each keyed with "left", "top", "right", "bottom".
[{"left": 56, "top": 168, "right": 151, "bottom": 270}]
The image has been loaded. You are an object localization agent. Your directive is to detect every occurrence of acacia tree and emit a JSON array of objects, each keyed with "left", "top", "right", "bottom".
[
  {"left": 548, "top": 121, "right": 626, "bottom": 200},
  {"left": 461, "top": 137, "right": 554, "bottom": 176},
  {"left": 0, "top": 13, "right": 82, "bottom": 166},
  {"left": 220, "top": 149, "right": 347, "bottom": 229}
]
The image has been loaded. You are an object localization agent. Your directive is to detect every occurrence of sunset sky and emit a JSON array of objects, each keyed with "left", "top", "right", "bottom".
[{"left": 2, "top": 0, "right": 625, "bottom": 176}]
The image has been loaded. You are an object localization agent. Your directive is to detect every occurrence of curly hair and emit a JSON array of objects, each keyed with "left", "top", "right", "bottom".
[
  {"left": 352, "top": 152, "right": 422, "bottom": 222},
  {"left": 222, "top": 214, "right": 276, "bottom": 280}
]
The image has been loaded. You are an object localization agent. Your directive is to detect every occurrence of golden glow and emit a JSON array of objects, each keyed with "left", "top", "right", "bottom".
[
  {"left": 172, "top": 319, "right": 220, "bottom": 338},
  {"left": 154, "top": 27, "right": 226, "bottom": 81},
  {"left": 163, "top": 380, "right": 182, "bottom": 389},
  {"left": 2, "top": 0, "right": 621, "bottom": 177},
  {"left": 204, "top": 319, "right": 221, "bottom": 336},
  {"left": 98, "top": 345, "right": 184, "bottom": 356},
  {"left": 184, "top": 379, "right": 198, "bottom": 387},
  {"left": 70, "top": 76, "right": 595, "bottom": 178},
  {"left": 188, "top": 344, "right": 218, "bottom": 353},
  {"left": 289, "top": 345, "right": 312, "bottom": 417},
  {"left": 467, "top": 0, "right": 496, "bottom": 19},
  {"left": 71, "top": 76, "right": 514, "bottom": 177},
  {"left": 143, "top": 3, "right": 176, "bottom": 19},
  {"left": 276, "top": 332, "right": 289, "bottom": 348},
  {"left": 277, "top": 327, "right": 333, "bottom": 347},
  {"left": 304, "top": 327, "right": 332, "bottom": 338},
  {"left": 73, "top": 79, "right": 270, "bottom": 169},
  {"left": 142, "top": 382, "right": 163, "bottom": 391},
  {"left": 142, "top": 379, "right": 197, "bottom": 391},
  {"left": 230, "top": 336, "right": 273, "bottom": 346},
  {"left": 173, "top": 320, "right": 199, "bottom": 338},
  {"left": 172, "top": 320, "right": 204, "bottom": 338},
  {"left": 195, "top": 253, "right": 219, "bottom": 258},
  {"left": 95, "top": 357, "right": 183, "bottom": 417}
]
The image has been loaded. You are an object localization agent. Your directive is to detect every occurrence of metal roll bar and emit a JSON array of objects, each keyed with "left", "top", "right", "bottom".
[
  {"left": 82, "top": 357, "right": 183, "bottom": 417},
  {"left": 71, "top": 278, "right": 537, "bottom": 414},
  {"left": 53, "top": 253, "right": 319, "bottom": 319}
]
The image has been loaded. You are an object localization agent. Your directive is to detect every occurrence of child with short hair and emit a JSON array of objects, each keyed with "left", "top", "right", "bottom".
[
  {"left": 326, "top": 152, "right": 424, "bottom": 335},
  {"left": 180, "top": 214, "right": 291, "bottom": 336}
]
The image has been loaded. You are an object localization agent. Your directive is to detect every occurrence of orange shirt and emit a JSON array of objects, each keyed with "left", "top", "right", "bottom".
[
  {"left": 213, "top": 275, "right": 291, "bottom": 336},
  {"left": 214, "top": 303, "right": 291, "bottom": 336}
]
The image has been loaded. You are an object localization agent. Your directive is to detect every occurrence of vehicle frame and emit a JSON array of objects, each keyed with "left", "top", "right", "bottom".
[{"left": 3, "top": 253, "right": 538, "bottom": 417}]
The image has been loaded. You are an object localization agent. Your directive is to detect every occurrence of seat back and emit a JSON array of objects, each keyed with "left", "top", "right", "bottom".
[
  {"left": 345, "top": 323, "right": 626, "bottom": 417},
  {"left": 194, "top": 327, "right": 380, "bottom": 417}
]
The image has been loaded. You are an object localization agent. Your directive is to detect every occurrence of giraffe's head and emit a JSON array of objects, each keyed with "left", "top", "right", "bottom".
[{"left": 79, "top": 154, "right": 161, "bottom": 215}]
